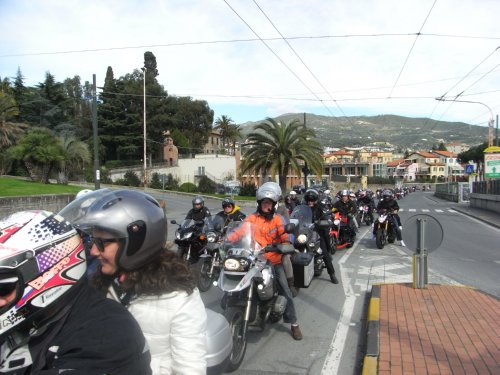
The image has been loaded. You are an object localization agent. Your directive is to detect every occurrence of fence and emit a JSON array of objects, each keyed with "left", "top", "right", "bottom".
[{"left": 473, "top": 180, "right": 500, "bottom": 195}]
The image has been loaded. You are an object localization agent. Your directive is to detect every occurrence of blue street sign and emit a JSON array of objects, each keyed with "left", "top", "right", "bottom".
[{"left": 465, "top": 164, "right": 474, "bottom": 174}]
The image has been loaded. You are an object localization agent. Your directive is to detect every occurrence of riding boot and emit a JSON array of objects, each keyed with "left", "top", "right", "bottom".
[{"left": 287, "top": 277, "right": 299, "bottom": 297}]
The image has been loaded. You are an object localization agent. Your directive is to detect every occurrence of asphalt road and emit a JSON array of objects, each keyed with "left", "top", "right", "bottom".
[{"left": 146, "top": 189, "right": 500, "bottom": 374}]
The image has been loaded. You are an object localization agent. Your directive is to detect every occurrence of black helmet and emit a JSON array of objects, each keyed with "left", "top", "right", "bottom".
[
  {"left": 192, "top": 196, "right": 205, "bottom": 211},
  {"left": 222, "top": 197, "right": 235, "bottom": 208},
  {"left": 0, "top": 210, "right": 87, "bottom": 341},
  {"left": 382, "top": 190, "right": 394, "bottom": 200},
  {"left": 304, "top": 189, "right": 319, "bottom": 203},
  {"left": 68, "top": 189, "right": 166, "bottom": 271}
]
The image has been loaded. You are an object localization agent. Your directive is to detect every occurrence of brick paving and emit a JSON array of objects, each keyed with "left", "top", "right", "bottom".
[{"left": 378, "top": 284, "right": 499, "bottom": 375}]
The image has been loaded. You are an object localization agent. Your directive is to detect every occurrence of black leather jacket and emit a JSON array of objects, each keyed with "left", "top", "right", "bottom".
[
  {"left": 0, "top": 282, "right": 151, "bottom": 374},
  {"left": 185, "top": 206, "right": 211, "bottom": 221}
]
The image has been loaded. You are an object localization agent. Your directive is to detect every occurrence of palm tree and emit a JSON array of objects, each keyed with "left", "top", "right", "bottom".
[
  {"left": 8, "top": 127, "right": 65, "bottom": 183},
  {"left": 57, "top": 133, "right": 91, "bottom": 184},
  {"left": 0, "top": 92, "right": 28, "bottom": 148},
  {"left": 240, "top": 118, "right": 323, "bottom": 192},
  {"left": 214, "top": 115, "right": 236, "bottom": 152}
]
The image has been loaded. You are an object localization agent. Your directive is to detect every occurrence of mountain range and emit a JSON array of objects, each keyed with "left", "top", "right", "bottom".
[{"left": 238, "top": 113, "right": 489, "bottom": 151}]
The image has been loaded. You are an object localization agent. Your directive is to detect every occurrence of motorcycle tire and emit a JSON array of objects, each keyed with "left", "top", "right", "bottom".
[
  {"left": 365, "top": 217, "right": 373, "bottom": 226},
  {"left": 329, "top": 238, "right": 337, "bottom": 254},
  {"left": 196, "top": 258, "right": 213, "bottom": 292},
  {"left": 375, "top": 229, "right": 385, "bottom": 249},
  {"left": 314, "top": 258, "right": 324, "bottom": 276},
  {"left": 224, "top": 307, "right": 247, "bottom": 373}
]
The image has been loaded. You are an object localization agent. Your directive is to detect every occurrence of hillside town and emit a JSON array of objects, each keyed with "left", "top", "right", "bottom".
[{"left": 108, "top": 129, "right": 472, "bottom": 191}]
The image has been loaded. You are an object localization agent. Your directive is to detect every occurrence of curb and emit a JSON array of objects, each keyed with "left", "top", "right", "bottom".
[
  {"left": 451, "top": 206, "right": 500, "bottom": 229},
  {"left": 362, "top": 284, "right": 380, "bottom": 375}
]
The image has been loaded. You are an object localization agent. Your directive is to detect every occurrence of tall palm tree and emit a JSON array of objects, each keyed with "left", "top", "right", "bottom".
[
  {"left": 214, "top": 115, "right": 236, "bottom": 152},
  {"left": 240, "top": 118, "right": 323, "bottom": 192}
]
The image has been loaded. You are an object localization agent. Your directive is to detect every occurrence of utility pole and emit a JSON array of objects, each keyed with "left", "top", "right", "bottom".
[
  {"left": 141, "top": 67, "right": 147, "bottom": 188},
  {"left": 303, "top": 112, "right": 309, "bottom": 189},
  {"left": 92, "top": 74, "right": 100, "bottom": 189}
]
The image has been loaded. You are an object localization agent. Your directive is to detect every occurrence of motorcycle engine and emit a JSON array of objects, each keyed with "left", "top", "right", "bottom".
[{"left": 257, "top": 268, "right": 274, "bottom": 301}]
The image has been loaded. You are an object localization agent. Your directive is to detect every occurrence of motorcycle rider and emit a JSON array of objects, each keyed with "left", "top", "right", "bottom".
[
  {"left": 358, "top": 190, "right": 375, "bottom": 223},
  {"left": 332, "top": 190, "right": 357, "bottom": 236},
  {"left": 374, "top": 190, "right": 405, "bottom": 247},
  {"left": 0, "top": 210, "right": 151, "bottom": 374},
  {"left": 215, "top": 197, "right": 246, "bottom": 230},
  {"left": 227, "top": 182, "right": 303, "bottom": 340},
  {"left": 70, "top": 189, "right": 208, "bottom": 374},
  {"left": 185, "top": 196, "right": 211, "bottom": 222},
  {"left": 303, "top": 189, "right": 339, "bottom": 284}
]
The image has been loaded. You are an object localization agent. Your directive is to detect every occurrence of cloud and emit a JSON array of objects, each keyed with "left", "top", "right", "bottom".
[{"left": 1, "top": 0, "right": 499, "bottom": 126}]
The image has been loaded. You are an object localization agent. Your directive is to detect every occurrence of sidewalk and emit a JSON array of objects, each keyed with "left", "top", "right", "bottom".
[
  {"left": 363, "top": 284, "right": 500, "bottom": 375},
  {"left": 361, "top": 204, "right": 500, "bottom": 375},
  {"left": 451, "top": 203, "right": 500, "bottom": 229}
]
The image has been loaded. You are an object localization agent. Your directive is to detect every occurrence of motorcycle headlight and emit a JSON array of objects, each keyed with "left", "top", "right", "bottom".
[
  {"left": 378, "top": 216, "right": 386, "bottom": 223},
  {"left": 175, "top": 231, "right": 181, "bottom": 240},
  {"left": 224, "top": 258, "right": 240, "bottom": 271},
  {"left": 224, "top": 257, "right": 250, "bottom": 272},
  {"left": 206, "top": 232, "right": 217, "bottom": 243},
  {"left": 297, "top": 234, "right": 307, "bottom": 244},
  {"left": 184, "top": 231, "right": 193, "bottom": 239},
  {"left": 334, "top": 219, "right": 340, "bottom": 226}
]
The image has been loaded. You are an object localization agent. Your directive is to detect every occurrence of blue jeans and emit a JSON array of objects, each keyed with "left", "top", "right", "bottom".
[{"left": 274, "top": 263, "right": 297, "bottom": 324}]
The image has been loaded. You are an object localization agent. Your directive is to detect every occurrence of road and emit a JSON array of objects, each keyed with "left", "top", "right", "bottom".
[{"left": 147, "top": 189, "right": 500, "bottom": 374}]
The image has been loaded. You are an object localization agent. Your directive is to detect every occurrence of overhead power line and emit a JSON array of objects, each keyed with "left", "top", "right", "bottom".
[
  {"left": 3, "top": 33, "right": 499, "bottom": 58},
  {"left": 388, "top": 0, "right": 437, "bottom": 98},
  {"left": 222, "top": 0, "right": 337, "bottom": 119}
]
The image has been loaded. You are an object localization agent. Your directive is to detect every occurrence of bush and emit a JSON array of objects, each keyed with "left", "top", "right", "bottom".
[
  {"left": 122, "top": 170, "right": 141, "bottom": 187},
  {"left": 179, "top": 182, "right": 198, "bottom": 193},
  {"left": 239, "top": 182, "right": 256, "bottom": 197},
  {"left": 150, "top": 172, "right": 162, "bottom": 189},
  {"left": 165, "top": 173, "right": 180, "bottom": 190},
  {"left": 198, "top": 175, "right": 216, "bottom": 193}
]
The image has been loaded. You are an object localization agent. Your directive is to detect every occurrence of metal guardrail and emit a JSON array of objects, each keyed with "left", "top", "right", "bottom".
[{"left": 473, "top": 180, "right": 500, "bottom": 195}]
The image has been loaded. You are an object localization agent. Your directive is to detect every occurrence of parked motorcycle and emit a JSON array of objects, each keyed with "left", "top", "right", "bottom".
[
  {"left": 171, "top": 218, "right": 207, "bottom": 264},
  {"left": 290, "top": 205, "right": 325, "bottom": 278},
  {"left": 356, "top": 203, "right": 373, "bottom": 226},
  {"left": 373, "top": 210, "right": 397, "bottom": 249},
  {"left": 196, "top": 216, "right": 225, "bottom": 292},
  {"left": 216, "top": 221, "right": 295, "bottom": 372},
  {"left": 329, "top": 210, "right": 354, "bottom": 250}
]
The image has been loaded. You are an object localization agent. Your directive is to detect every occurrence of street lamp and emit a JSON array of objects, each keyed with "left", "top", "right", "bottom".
[
  {"left": 435, "top": 97, "right": 494, "bottom": 147},
  {"left": 141, "top": 67, "right": 147, "bottom": 188}
]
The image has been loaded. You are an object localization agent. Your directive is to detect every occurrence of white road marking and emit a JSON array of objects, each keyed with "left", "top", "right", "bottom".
[
  {"left": 408, "top": 209, "right": 417, "bottom": 212},
  {"left": 320, "top": 232, "right": 368, "bottom": 375},
  {"left": 422, "top": 209, "right": 430, "bottom": 212}
]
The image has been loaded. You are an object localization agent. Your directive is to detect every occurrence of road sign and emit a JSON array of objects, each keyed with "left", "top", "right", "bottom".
[
  {"left": 484, "top": 153, "right": 500, "bottom": 178},
  {"left": 402, "top": 214, "right": 443, "bottom": 253},
  {"left": 465, "top": 164, "right": 474, "bottom": 174}
]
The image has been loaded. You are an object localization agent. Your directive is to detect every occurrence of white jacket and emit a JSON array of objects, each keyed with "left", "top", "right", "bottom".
[{"left": 127, "top": 289, "right": 208, "bottom": 375}]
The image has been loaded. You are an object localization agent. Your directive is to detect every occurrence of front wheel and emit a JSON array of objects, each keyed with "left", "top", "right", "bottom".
[
  {"left": 375, "top": 229, "right": 386, "bottom": 249},
  {"left": 195, "top": 258, "right": 213, "bottom": 292},
  {"left": 224, "top": 307, "right": 248, "bottom": 373}
]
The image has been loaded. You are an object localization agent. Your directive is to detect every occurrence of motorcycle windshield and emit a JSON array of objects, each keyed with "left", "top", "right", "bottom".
[
  {"left": 290, "top": 204, "right": 313, "bottom": 229},
  {"left": 223, "top": 221, "right": 262, "bottom": 255},
  {"left": 205, "top": 215, "right": 224, "bottom": 233}
]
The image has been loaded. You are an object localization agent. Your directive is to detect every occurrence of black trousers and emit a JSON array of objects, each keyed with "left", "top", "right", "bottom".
[{"left": 319, "top": 230, "right": 336, "bottom": 276}]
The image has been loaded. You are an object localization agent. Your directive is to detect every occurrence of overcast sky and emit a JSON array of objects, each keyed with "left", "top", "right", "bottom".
[{"left": 1, "top": 0, "right": 499, "bottom": 128}]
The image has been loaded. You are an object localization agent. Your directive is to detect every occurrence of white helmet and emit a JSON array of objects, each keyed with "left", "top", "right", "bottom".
[
  {"left": 324, "top": 189, "right": 331, "bottom": 195},
  {"left": 256, "top": 182, "right": 282, "bottom": 203},
  {"left": 289, "top": 191, "right": 297, "bottom": 196},
  {"left": 76, "top": 189, "right": 93, "bottom": 199}
]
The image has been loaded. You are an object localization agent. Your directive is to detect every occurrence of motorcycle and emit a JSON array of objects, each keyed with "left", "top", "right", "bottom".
[
  {"left": 290, "top": 205, "right": 325, "bottom": 278},
  {"left": 216, "top": 221, "right": 295, "bottom": 372},
  {"left": 373, "top": 210, "right": 398, "bottom": 249},
  {"left": 171, "top": 218, "right": 207, "bottom": 264},
  {"left": 195, "top": 216, "right": 225, "bottom": 292},
  {"left": 329, "top": 210, "right": 354, "bottom": 250},
  {"left": 356, "top": 203, "right": 373, "bottom": 226}
]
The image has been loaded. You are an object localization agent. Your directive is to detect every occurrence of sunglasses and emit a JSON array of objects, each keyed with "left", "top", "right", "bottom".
[
  {"left": 91, "top": 237, "right": 118, "bottom": 252},
  {"left": 222, "top": 204, "right": 233, "bottom": 208},
  {"left": 0, "top": 276, "right": 19, "bottom": 298}
]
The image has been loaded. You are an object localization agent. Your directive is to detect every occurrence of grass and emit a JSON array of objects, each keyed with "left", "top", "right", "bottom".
[
  {"left": 0, "top": 177, "right": 83, "bottom": 197},
  {"left": 0, "top": 177, "right": 257, "bottom": 200}
]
